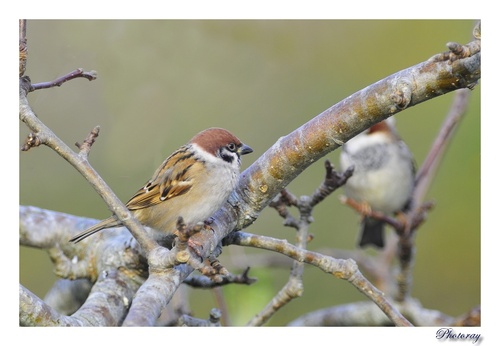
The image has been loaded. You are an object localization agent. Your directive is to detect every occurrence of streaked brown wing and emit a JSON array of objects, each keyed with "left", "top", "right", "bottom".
[{"left": 126, "top": 147, "right": 195, "bottom": 210}]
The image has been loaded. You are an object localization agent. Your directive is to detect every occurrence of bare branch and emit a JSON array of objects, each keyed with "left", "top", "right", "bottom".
[
  {"left": 30, "top": 68, "right": 98, "bottom": 91},
  {"left": 75, "top": 126, "right": 100, "bottom": 157},
  {"left": 252, "top": 160, "right": 351, "bottom": 325},
  {"left": 395, "top": 88, "right": 473, "bottom": 303},
  {"left": 177, "top": 308, "right": 222, "bottom": 326},
  {"left": 288, "top": 299, "right": 456, "bottom": 326},
  {"left": 20, "top": 131, "right": 43, "bottom": 151},
  {"left": 225, "top": 231, "right": 413, "bottom": 326},
  {"left": 429, "top": 22, "right": 481, "bottom": 66},
  {"left": 71, "top": 269, "right": 142, "bottom": 326},
  {"left": 413, "top": 89, "right": 472, "bottom": 203},
  {"left": 183, "top": 267, "right": 256, "bottom": 288},
  {"left": 20, "top": 284, "right": 76, "bottom": 326},
  {"left": 269, "top": 190, "right": 300, "bottom": 229},
  {"left": 19, "top": 78, "right": 159, "bottom": 256},
  {"left": 19, "top": 19, "right": 27, "bottom": 77},
  {"left": 122, "top": 267, "right": 188, "bottom": 326},
  {"left": 250, "top": 189, "right": 307, "bottom": 325},
  {"left": 43, "top": 279, "right": 92, "bottom": 316},
  {"left": 21, "top": 262, "right": 143, "bottom": 326},
  {"left": 19, "top": 22, "right": 480, "bottom": 327},
  {"left": 311, "top": 160, "right": 354, "bottom": 207},
  {"left": 230, "top": 37, "right": 480, "bottom": 236}
]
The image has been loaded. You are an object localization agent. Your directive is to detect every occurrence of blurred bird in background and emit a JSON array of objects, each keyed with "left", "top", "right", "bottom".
[{"left": 340, "top": 118, "right": 415, "bottom": 248}]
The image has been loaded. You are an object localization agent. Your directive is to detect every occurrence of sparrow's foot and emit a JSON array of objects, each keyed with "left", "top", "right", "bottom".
[
  {"left": 173, "top": 217, "right": 228, "bottom": 281},
  {"left": 340, "top": 196, "right": 373, "bottom": 217},
  {"left": 204, "top": 217, "right": 215, "bottom": 227},
  {"left": 341, "top": 196, "right": 402, "bottom": 231},
  {"left": 359, "top": 200, "right": 373, "bottom": 217},
  {"left": 207, "top": 255, "right": 230, "bottom": 276},
  {"left": 173, "top": 218, "right": 204, "bottom": 255},
  {"left": 395, "top": 211, "right": 409, "bottom": 229}
]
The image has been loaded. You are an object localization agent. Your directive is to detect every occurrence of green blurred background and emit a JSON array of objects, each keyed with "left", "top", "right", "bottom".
[{"left": 19, "top": 20, "right": 480, "bottom": 326}]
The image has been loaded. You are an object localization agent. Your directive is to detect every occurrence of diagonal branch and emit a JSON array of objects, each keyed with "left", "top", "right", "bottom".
[
  {"left": 187, "top": 34, "right": 481, "bottom": 275},
  {"left": 225, "top": 231, "right": 413, "bottom": 326},
  {"left": 19, "top": 23, "right": 480, "bottom": 326},
  {"left": 229, "top": 35, "right": 481, "bottom": 236},
  {"left": 394, "top": 87, "right": 473, "bottom": 302},
  {"left": 19, "top": 78, "right": 159, "bottom": 256}
]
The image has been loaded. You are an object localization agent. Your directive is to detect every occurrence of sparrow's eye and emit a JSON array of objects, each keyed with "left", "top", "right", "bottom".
[{"left": 227, "top": 143, "right": 237, "bottom": 152}]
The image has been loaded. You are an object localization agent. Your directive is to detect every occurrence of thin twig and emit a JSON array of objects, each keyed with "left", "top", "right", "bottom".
[
  {"left": 250, "top": 162, "right": 352, "bottom": 325},
  {"left": 311, "top": 160, "right": 354, "bottom": 207},
  {"left": 30, "top": 68, "right": 97, "bottom": 91},
  {"left": 75, "top": 126, "right": 100, "bottom": 157},
  {"left": 249, "top": 189, "right": 306, "bottom": 326},
  {"left": 395, "top": 88, "right": 472, "bottom": 302},
  {"left": 183, "top": 267, "right": 256, "bottom": 288}
]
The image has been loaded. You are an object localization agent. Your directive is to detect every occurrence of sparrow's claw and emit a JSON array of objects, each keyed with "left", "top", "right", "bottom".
[
  {"left": 172, "top": 219, "right": 229, "bottom": 281},
  {"left": 186, "top": 237, "right": 204, "bottom": 258},
  {"left": 182, "top": 255, "right": 228, "bottom": 283},
  {"left": 341, "top": 196, "right": 373, "bottom": 217},
  {"left": 207, "top": 255, "right": 229, "bottom": 276},
  {"left": 359, "top": 200, "right": 373, "bottom": 216}
]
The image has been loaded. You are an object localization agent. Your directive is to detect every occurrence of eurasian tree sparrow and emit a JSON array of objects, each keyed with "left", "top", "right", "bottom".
[
  {"left": 340, "top": 119, "right": 415, "bottom": 248},
  {"left": 70, "top": 128, "right": 253, "bottom": 244}
]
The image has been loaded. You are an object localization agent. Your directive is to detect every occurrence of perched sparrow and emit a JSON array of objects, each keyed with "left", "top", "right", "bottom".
[
  {"left": 70, "top": 128, "right": 253, "bottom": 244},
  {"left": 340, "top": 119, "right": 415, "bottom": 248}
]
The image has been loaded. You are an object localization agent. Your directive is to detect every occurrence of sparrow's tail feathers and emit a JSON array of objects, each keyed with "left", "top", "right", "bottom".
[
  {"left": 359, "top": 217, "right": 385, "bottom": 248},
  {"left": 69, "top": 216, "right": 120, "bottom": 243}
]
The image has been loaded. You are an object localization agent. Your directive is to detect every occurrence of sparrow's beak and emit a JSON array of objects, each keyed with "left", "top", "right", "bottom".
[{"left": 239, "top": 144, "right": 253, "bottom": 156}]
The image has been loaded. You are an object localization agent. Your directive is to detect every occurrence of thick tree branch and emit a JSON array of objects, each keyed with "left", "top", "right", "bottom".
[
  {"left": 20, "top": 284, "right": 76, "bottom": 326},
  {"left": 43, "top": 279, "right": 93, "bottom": 316},
  {"left": 230, "top": 36, "right": 480, "bottom": 235},
  {"left": 122, "top": 268, "right": 187, "bottom": 326},
  {"left": 19, "top": 23, "right": 480, "bottom": 326},
  {"left": 178, "top": 34, "right": 481, "bottom": 295}
]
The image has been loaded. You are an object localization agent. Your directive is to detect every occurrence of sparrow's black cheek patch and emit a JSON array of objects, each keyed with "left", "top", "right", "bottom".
[{"left": 219, "top": 148, "right": 235, "bottom": 164}]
